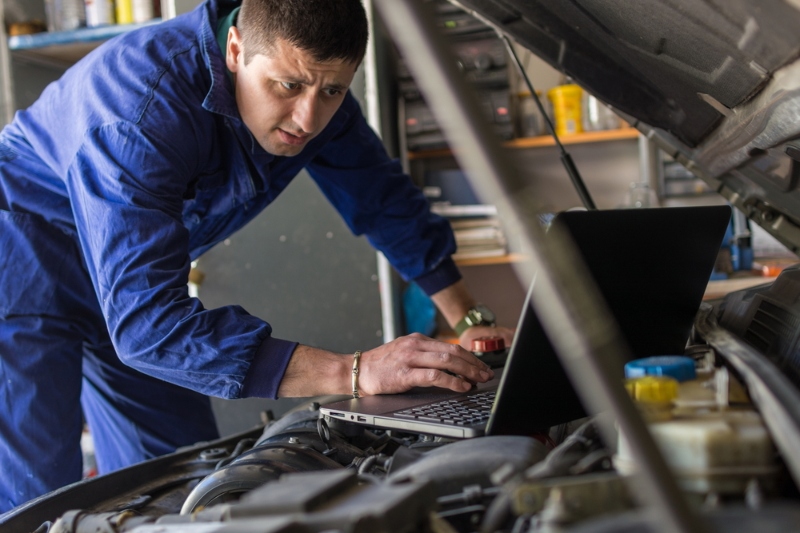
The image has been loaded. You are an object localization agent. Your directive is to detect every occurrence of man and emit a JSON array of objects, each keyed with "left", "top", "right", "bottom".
[{"left": 0, "top": 0, "right": 512, "bottom": 512}]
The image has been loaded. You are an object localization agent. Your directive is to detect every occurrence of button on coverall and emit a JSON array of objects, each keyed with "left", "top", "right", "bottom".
[{"left": 0, "top": 0, "right": 458, "bottom": 512}]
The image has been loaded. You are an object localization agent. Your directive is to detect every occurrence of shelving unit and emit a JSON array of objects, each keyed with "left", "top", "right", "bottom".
[
  {"left": 407, "top": 127, "right": 640, "bottom": 160},
  {"left": 455, "top": 252, "right": 527, "bottom": 267},
  {"left": 412, "top": 128, "right": 643, "bottom": 268},
  {"left": 8, "top": 20, "right": 161, "bottom": 65},
  {"left": 0, "top": 1, "right": 177, "bottom": 125}
]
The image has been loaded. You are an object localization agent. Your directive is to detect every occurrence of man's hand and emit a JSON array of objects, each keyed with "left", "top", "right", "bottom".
[
  {"left": 458, "top": 325, "right": 515, "bottom": 352},
  {"left": 357, "top": 333, "right": 494, "bottom": 395},
  {"left": 276, "top": 333, "right": 494, "bottom": 398},
  {"left": 428, "top": 279, "right": 515, "bottom": 351}
]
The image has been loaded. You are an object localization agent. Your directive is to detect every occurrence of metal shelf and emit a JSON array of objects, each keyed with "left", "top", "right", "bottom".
[
  {"left": 9, "top": 20, "right": 162, "bottom": 50},
  {"left": 455, "top": 252, "right": 527, "bottom": 267},
  {"left": 407, "top": 127, "right": 640, "bottom": 160},
  {"left": 8, "top": 20, "right": 161, "bottom": 65}
]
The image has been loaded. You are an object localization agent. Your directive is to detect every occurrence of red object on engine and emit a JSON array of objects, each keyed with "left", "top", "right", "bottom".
[{"left": 471, "top": 336, "right": 505, "bottom": 353}]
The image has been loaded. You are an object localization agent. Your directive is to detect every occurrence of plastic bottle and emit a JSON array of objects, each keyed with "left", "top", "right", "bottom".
[
  {"left": 581, "top": 92, "right": 620, "bottom": 132},
  {"left": 132, "top": 0, "right": 154, "bottom": 23},
  {"left": 115, "top": 0, "right": 134, "bottom": 25},
  {"left": 85, "top": 0, "right": 115, "bottom": 27},
  {"left": 45, "top": 0, "right": 87, "bottom": 32}
]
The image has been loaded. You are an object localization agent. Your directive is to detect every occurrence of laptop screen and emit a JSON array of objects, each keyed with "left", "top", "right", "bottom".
[{"left": 486, "top": 205, "right": 731, "bottom": 435}]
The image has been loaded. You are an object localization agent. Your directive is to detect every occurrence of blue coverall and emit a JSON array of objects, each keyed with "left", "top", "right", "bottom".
[{"left": 0, "top": 0, "right": 459, "bottom": 512}]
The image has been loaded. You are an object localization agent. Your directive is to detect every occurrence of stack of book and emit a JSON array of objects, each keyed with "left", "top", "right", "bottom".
[
  {"left": 431, "top": 204, "right": 508, "bottom": 260},
  {"left": 424, "top": 169, "right": 508, "bottom": 261}
]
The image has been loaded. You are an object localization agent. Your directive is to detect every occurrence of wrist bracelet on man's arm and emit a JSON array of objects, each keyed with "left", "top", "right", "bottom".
[{"left": 351, "top": 350, "right": 362, "bottom": 399}]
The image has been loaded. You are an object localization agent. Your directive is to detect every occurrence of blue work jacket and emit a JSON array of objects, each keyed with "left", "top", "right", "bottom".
[{"left": 0, "top": 0, "right": 458, "bottom": 399}]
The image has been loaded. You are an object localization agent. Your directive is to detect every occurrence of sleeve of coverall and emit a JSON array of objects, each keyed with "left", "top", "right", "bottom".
[
  {"left": 64, "top": 121, "right": 293, "bottom": 399},
  {"left": 305, "top": 96, "right": 461, "bottom": 296}
]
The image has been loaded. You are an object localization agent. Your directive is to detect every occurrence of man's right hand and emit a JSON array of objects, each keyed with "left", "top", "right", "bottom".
[
  {"left": 276, "top": 333, "right": 494, "bottom": 398},
  {"left": 357, "top": 333, "right": 494, "bottom": 395}
]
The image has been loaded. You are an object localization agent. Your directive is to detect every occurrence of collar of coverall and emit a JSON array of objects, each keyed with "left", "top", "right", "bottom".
[{"left": 216, "top": 5, "right": 240, "bottom": 71}]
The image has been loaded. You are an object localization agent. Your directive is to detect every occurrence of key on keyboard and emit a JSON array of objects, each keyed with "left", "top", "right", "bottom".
[{"left": 395, "top": 390, "right": 495, "bottom": 426}]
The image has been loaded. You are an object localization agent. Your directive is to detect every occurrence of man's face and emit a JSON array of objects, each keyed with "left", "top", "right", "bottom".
[{"left": 226, "top": 29, "right": 358, "bottom": 156}]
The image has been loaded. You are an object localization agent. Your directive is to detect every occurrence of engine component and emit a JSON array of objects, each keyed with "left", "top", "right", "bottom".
[
  {"left": 510, "top": 472, "right": 633, "bottom": 530},
  {"left": 617, "top": 355, "right": 779, "bottom": 496},
  {"left": 388, "top": 435, "right": 549, "bottom": 497},
  {"left": 162, "top": 470, "right": 436, "bottom": 533},
  {"left": 479, "top": 420, "right": 613, "bottom": 532},
  {"left": 617, "top": 408, "right": 779, "bottom": 495},
  {"left": 50, "top": 510, "right": 154, "bottom": 533},
  {"left": 180, "top": 442, "right": 342, "bottom": 514},
  {"left": 567, "top": 504, "right": 800, "bottom": 533},
  {"left": 718, "top": 265, "right": 800, "bottom": 388}
]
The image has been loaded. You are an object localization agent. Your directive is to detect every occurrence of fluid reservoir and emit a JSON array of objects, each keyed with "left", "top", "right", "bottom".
[
  {"left": 645, "top": 409, "right": 777, "bottom": 495},
  {"left": 617, "top": 357, "right": 777, "bottom": 495}
]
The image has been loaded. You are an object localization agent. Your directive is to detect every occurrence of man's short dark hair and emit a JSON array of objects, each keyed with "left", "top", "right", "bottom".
[{"left": 238, "top": 0, "right": 369, "bottom": 65}]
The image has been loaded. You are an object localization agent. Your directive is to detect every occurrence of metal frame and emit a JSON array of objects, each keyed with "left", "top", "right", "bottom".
[
  {"left": 362, "top": 0, "right": 404, "bottom": 342},
  {"left": 0, "top": 0, "right": 17, "bottom": 125},
  {"left": 370, "top": 1, "right": 706, "bottom": 532}
]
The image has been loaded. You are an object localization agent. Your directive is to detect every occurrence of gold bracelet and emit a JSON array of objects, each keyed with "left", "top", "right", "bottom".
[{"left": 351, "top": 350, "right": 362, "bottom": 399}]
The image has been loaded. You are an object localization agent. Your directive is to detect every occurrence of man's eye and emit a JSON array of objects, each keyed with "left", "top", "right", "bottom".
[
  {"left": 323, "top": 88, "right": 342, "bottom": 97},
  {"left": 280, "top": 81, "right": 300, "bottom": 90}
]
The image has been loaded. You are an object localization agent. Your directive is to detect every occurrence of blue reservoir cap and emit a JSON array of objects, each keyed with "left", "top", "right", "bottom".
[{"left": 624, "top": 356, "right": 697, "bottom": 382}]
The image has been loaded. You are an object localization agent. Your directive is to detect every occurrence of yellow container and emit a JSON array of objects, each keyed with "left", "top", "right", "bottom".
[
  {"left": 547, "top": 84, "right": 583, "bottom": 136},
  {"left": 115, "top": 0, "right": 134, "bottom": 25},
  {"left": 625, "top": 376, "right": 679, "bottom": 422}
]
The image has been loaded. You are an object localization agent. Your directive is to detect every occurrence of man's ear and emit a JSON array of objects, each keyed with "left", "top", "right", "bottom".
[{"left": 226, "top": 26, "right": 243, "bottom": 73}]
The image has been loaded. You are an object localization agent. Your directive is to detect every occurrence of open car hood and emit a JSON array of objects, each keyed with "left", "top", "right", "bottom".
[{"left": 455, "top": 0, "right": 800, "bottom": 254}]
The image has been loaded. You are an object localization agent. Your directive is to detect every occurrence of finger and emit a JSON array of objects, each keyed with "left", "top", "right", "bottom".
[
  {"left": 404, "top": 332, "right": 432, "bottom": 341},
  {"left": 410, "top": 338, "right": 493, "bottom": 371},
  {"left": 413, "top": 349, "right": 494, "bottom": 382},
  {"left": 404, "top": 368, "right": 474, "bottom": 392},
  {"left": 394, "top": 333, "right": 491, "bottom": 371}
]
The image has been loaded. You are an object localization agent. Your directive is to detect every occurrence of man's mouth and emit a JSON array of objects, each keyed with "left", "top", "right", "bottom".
[{"left": 277, "top": 129, "right": 310, "bottom": 146}]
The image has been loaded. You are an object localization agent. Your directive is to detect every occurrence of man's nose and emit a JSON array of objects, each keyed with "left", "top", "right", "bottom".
[{"left": 292, "top": 93, "right": 319, "bottom": 134}]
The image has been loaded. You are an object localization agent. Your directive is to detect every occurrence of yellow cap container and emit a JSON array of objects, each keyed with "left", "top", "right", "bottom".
[
  {"left": 625, "top": 376, "right": 679, "bottom": 421},
  {"left": 547, "top": 84, "right": 583, "bottom": 136},
  {"left": 625, "top": 376, "right": 679, "bottom": 403}
]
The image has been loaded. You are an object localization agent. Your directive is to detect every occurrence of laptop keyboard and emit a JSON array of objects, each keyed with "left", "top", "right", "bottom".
[{"left": 393, "top": 390, "right": 495, "bottom": 426}]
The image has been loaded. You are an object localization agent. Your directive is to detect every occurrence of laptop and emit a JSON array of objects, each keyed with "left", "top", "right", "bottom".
[{"left": 320, "top": 205, "right": 732, "bottom": 439}]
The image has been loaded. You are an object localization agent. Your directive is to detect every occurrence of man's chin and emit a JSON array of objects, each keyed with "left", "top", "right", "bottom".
[{"left": 260, "top": 140, "right": 306, "bottom": 157}]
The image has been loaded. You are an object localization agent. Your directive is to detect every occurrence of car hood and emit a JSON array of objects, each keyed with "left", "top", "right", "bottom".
[{"left": 454, "top": 0, "right": 800, "bottom": 254}]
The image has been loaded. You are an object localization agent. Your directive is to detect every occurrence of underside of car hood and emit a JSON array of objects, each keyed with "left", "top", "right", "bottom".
[{"left": 454, "top": 0, "right": 800, "bottom": 254}]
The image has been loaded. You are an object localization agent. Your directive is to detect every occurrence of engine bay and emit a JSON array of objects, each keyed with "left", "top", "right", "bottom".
[{"left": 8, "top": 291, "right": 800, "bottom": 533}]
